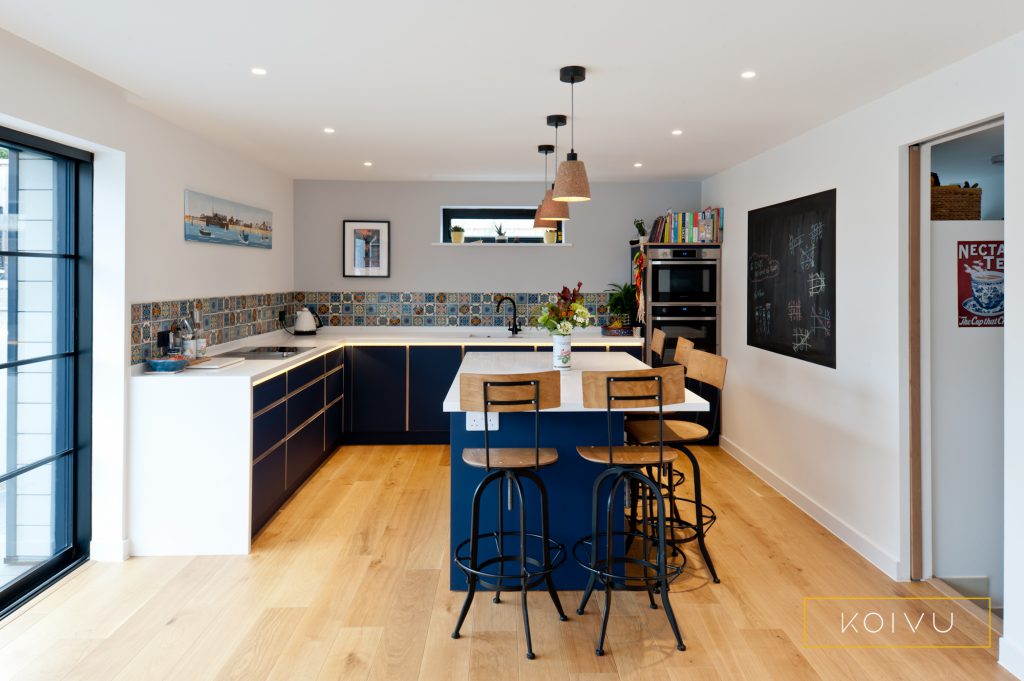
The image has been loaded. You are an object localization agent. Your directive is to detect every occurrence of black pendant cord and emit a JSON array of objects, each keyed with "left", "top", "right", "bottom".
[
  {"left": 570, "top": 79, "right": 575, "bottom": 154},
  {"left": 553, "top": 125, "right": 559, "bottom": 184}
]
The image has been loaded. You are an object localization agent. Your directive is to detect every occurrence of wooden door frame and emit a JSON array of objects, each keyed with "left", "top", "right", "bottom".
[{"left": 908, "top": 144, "right": 923, "bottom": 580}]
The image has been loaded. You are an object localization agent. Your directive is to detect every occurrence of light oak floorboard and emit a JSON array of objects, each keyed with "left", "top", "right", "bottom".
[{"left": 0, "top": 444, "right": 1012, "bottom": 681}]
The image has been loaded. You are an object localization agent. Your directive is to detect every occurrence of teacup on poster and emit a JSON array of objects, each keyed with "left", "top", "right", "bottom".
[{"left": 957, "top": 240, "right": 1004, "bottom": 327}]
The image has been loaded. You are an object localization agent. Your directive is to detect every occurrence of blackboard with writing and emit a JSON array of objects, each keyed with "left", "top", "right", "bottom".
[{"left": 747, "top": 189, "right": 836, "bottom": 368}]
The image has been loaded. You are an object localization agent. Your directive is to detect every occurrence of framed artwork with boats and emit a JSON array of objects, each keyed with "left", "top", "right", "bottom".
[{"left": 184, "top": 189, "right": 273, "bottom": 249}]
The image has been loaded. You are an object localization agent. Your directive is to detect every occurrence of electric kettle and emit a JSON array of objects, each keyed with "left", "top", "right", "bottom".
[{"left": 294, "top": 307, "right": 321, "bottom": 335}]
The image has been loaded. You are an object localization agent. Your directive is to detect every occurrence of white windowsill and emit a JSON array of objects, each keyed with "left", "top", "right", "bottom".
[{"left": 431, "top": 242, "right": 573, "bottom": 247}]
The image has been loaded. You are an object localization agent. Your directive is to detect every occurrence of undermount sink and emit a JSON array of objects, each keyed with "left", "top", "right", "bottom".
[{"left": 219, "top": 345, "right": 315, "bottom": 359}]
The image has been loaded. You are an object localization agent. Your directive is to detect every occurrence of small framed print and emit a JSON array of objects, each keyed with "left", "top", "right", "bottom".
[{"left": 343, "top": 220, "right": 390, "bottom": 278}]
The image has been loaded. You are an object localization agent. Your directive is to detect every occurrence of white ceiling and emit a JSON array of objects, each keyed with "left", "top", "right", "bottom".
[{"left": 2, "top": 1, "right": 1023, "bottom": 181}]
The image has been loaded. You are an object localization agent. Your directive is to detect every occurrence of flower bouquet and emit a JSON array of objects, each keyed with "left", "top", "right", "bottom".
[{"left": 536, "top": 281, "right": 592, "bottom": 368}]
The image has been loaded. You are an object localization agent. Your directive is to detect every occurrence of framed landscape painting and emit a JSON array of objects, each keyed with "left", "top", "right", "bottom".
[
  {"left": 184, "top": 189, "right": 272, "bottom": 249},
  {"left": 343, "top": 220, "right": 390, "bottom": 277}
]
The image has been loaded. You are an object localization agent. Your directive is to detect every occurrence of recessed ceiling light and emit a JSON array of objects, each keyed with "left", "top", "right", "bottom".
[
  {"left": 363, "top": 161, "right": 373, "bottom": 167},
  {"left": 250, "top": 67, "right": 267, "bottom": 76},
  {"left": 671, "top": 129, "right": 683, "bottom": 136},
  {"left": 633, "top": 163, "right": 643, "bottom": 168},
  {"left": 741, "top": 70, "right": 757, "bottom": 79},
  {"left": 323, "top": 127, "right": 335, "bottom": 134}
]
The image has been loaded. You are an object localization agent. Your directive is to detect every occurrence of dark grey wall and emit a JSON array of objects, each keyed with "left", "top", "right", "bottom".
[{"left": 293, "top": 180, "right": 701, "bottom": 292}]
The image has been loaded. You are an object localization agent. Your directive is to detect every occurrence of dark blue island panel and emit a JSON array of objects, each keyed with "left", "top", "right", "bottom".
[
  {"left": 449, "top": 410, "right": 624, "bottom": 591},
  {"left": 408, "top": 346, "right": 463, "bottom": 432}
]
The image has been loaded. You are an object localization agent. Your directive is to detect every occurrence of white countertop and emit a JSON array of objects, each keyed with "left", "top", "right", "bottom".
[
  {"left": 131, "top": 326, "right": 642, "bottom": 384},
  {"left": 442, "top": 352, "right": 708, "bottom": 413}
]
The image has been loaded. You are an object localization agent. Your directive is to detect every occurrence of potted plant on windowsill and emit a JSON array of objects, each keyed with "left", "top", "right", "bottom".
[
  {"left": 603, "top": 282, "right": 639, "bottom": 336},
  {"left": 628, "top": 218, "right": 647, "bottom": 246},
  {"left": 494, "top": 223, "right": 507, "bottom": 243},
  {"left": 451, "top": 225, "right": 465, "bottom": 244}
]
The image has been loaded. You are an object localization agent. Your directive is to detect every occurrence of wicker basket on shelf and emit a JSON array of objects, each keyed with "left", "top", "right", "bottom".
[{"left": 931, "top": 185, "right": 981, "bottom": 220}]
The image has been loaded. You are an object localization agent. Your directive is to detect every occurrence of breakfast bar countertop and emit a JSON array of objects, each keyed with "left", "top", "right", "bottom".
[{"left": 442, "top": 351, "right": 708, "bottom": 413}]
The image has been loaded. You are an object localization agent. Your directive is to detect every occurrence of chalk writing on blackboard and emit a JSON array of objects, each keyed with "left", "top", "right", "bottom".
[
  {"left": 811, "top": 307, "right": 832, "bottom": 337},
  {"left": 792, "top": 328, "right": 812, "bottom": 352},
  {"left": 747, "top": 188, "right": 836, "bottom": 368},
  {"left": 808, "top": 272, "right": 827, "bottom": 296},
  {"left": 800, "top": 246, "right": 816, "bottom": 271},
  {"left": 749, "top": 254, "right": 780, "bottom": 282}
]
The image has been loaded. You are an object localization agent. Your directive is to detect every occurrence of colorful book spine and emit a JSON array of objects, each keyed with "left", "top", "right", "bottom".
[{"left": 648, "top": 207, "right": 724, "bottom": 244}]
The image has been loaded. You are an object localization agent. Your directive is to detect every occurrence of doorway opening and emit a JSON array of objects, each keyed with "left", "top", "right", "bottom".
[{"left": 907, "top": 118, "right": 1005, "bottom": 627}]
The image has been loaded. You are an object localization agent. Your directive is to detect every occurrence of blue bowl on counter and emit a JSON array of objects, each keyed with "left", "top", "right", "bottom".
[{"left": 146, "top": 357, "right": 189, "bottom": 372}]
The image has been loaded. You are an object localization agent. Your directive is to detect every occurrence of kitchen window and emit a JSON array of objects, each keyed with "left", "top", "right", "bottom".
[
  {"left": 0, "top": 127, "right": 92, "bottom": 620},
  {"left": 441, "top": 207, "right": 563, "bottom": 244}
]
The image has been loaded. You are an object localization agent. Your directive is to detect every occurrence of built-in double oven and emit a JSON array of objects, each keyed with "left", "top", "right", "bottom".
[{"left": 644, "top": 246, "right": 720, "bottom": 364}]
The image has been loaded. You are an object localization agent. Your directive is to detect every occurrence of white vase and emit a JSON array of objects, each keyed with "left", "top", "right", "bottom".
[{"left": 552, "top": 333, "right": 572, "bottom": 369}]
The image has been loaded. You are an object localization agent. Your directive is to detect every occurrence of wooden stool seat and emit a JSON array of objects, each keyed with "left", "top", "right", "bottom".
[
  {"left": 625, "top": 419, "right": 709, "bottom": 444},
  {"left": 576, "top": 445, "right": 680, "bottom": 467},
  {"left": 463, "top": 448, "right": 559, "bottom": 469}
]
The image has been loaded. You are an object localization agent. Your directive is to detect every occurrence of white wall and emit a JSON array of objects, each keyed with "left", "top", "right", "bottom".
[
  {"left": 294, "top": 180, "right": 700, "bottom": 292},
  {"left": 0, "top": 30, "right": 295, "bottom": 560},
  {"left": 929, "top": 221, "right": 1003, "bottom": 608},
  {"left": 701, "top": 32, "right": 1023, "bottom": 675}
]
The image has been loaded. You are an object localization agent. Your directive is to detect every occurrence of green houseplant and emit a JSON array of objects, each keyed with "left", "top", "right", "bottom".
[
  {"left": 604, "top": 282, "right": 638, "bottom": 334},
  {"left": 451, "top": 225, "right": 465, "bottom": 244},
  {"left": 494, "top": 223, "right": 507, "bottom": 242}
]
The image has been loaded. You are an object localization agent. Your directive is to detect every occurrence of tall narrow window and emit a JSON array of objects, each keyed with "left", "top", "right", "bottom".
[{"left": 0, "top": 127, "right": 91, "bottom": 619}]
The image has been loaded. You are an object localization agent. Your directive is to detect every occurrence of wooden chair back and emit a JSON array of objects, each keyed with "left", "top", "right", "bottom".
[
  {"left": 672, "top": 337, "right": 695, "bottom": 368},
  {"left": 459, "top": 371, "right": 561, "bottom": 412},
  {"left": 686, "top": 350, "right": 727, "bottom": 390},
  {"left": 650, "top": 328, "right": 666, "bottom": 359},
  {"left": 581, "top": 366, "right": 686, "bottom": 410}
]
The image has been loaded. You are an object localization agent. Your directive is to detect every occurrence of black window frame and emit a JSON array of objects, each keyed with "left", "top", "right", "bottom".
[
  {"left": 441, "top": 206, "right": 564, "bottom": 244},
  {"left": 0, "top": 125, "right": 92, "bottom": 621}
]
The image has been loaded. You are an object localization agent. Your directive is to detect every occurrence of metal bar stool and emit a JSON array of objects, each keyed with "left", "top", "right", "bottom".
[
  {"left": 625, "top": 349, "right": 727, "bottom": 583},
  {"left": 574, "top": 365, "right": 688, "bottom": 656},
  {"left": 451, "top": 371, "right": 568, "bottom": 660}
]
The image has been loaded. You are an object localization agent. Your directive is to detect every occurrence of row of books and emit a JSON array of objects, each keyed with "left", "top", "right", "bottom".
[{"left": 648, "top": 207, "right": 724, "bottom": 244}]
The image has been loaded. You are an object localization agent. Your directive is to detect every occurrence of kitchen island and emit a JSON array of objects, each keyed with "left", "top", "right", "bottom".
[
  {"left": 127, "top": 327, "right": 642, "bottom": 557},
  {"left": 442, "top": 351, "right": 708, "bottom": 589}
]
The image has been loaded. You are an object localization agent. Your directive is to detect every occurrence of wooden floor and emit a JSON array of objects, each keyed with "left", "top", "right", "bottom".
[{"left": 0, "top": 444, "right": 1012, "bottom": 680}]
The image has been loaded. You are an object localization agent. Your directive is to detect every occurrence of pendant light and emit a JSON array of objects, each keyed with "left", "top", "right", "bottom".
[
  {"left": 533, "top": 144, "right": 555, "bottom": 228},
  {"left": 553, "top": 65, "right": 591, "bottom": 202},
  {"left": 536, "top": 114, "right": 569, "bottom": 223}
]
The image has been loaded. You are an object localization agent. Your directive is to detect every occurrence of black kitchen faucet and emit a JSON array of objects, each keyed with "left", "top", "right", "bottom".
[{"left": 495, "top": 295, "right": 522, "bottom": 335}]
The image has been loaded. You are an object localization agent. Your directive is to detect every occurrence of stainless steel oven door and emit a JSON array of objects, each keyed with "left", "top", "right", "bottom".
[
  {"left": 649, "top": 315, "right": 719, "bottom": 365},
  {"left": 649, "top": 260, "right": 718, "bottom": 304}
]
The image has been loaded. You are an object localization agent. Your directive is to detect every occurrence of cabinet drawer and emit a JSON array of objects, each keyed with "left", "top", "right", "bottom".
[
  {"left": 325, "top": 366, "right": 344, "bottom": 404},
  {"left": 325, "top": 398, "right": 343, "bottom": 453},
  {"left": 253, "top": 374, "right": 286, "bottom": 413},
  {"left": 253, "top": 402, "right": 286, "bottom": 459},
  {"left": 288, "top": 354, "right": 325, "bottom": 393},
  {"left": 325, "top": 347, "right": 344, "bottom": 372},
  {"left": 287, "top": 377, "right": 324, "bottom": 433},
  {"left": 287, "top": 413, "right": 324, "bottom": 492},
  {"left": 252, "top": 443, "right": 286, "bottom": 535}
]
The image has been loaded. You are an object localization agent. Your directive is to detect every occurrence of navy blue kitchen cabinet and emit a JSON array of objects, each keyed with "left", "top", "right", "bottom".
[
  {"left": 252, "top": 402, "right": 286, "bottom": 459},
  {"left": 348, "top": 346, "right": 407, "bottom": 433},
  {"left": 287, "top": 413, "right": 325, "bottom": 493},
  {"left": 408, "top": 346, "right": 463, "bottom": 432},
  {"left": 251, "top": 347, "right": 343, "bottom": 537},
  {"left": 251, "top": 443, "right": 286, "bottom": 534}
]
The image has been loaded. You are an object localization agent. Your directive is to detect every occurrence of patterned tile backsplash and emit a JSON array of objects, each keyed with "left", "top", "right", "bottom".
[{"left": 131, "top": 290, "right": 612, "bottom": 364}]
